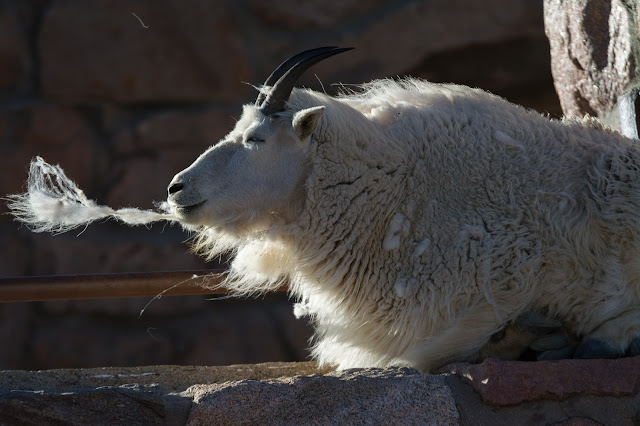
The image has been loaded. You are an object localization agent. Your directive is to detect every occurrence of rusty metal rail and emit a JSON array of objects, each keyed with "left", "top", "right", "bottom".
[{"left": 0, "top": 269, "right": 245, "bottom": 303}]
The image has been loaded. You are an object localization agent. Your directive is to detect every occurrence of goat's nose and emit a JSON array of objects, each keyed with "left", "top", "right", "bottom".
[{"left": 168, "top": 181, "right": 184, "bottom": 196}]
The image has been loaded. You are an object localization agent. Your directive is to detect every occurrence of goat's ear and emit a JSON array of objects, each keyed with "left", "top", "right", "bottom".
[{"left": 292, "top": 106, "right": 325, "bottom": 141}]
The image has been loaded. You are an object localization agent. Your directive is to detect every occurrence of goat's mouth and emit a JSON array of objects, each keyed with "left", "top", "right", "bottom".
[{"left": 175, "top": 200, "right": 206, "bottom": 215}]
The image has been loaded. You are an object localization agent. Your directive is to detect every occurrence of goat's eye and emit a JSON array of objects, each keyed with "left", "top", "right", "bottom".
[{"left": 246, "top": 136, "right": 265, "bottom": 144}]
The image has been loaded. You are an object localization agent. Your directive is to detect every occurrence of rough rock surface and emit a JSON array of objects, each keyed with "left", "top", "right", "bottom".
[
  {"left": 186, "top": 368, "right": 460, "bottom": 425},
  {"left": 1, "top": 359, "right": 639, "bottom": 425},
  {"left": 0, "top": 385, "right": 166, "bottom": 426},
  {"left": 544, "top": 0, "right": 640, "bottom": 121},
  {"left": 443, "top": 357, "right": 640, "bottom": 406}
]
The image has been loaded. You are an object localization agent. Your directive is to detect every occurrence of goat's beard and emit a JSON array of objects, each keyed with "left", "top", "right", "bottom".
[
  {"left": 190, "top": 226, "right": 241, "bottom": 262},
  {"left": 6, "top": 157, "right": 179, "bottom": 233},
  {"left": 7, "top": 156, "right": 292, "bottom": 297},
  {"left": 189, "top": 218, "right": 295, "bottom": 296}
]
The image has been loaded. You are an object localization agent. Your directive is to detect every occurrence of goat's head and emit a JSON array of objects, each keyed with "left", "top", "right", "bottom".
[{"left": 166, "top": 47, "right": 351, "bottom": 232}]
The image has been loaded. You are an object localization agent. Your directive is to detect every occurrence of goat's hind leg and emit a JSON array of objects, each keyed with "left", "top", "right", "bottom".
[
  {"left": 477, "top": 311, "right": 576, "bottom": 361},
  {"left": 573, "top": 88, "right": 640, "bottom": 358},
  {"left": 574, "top": 306, "right": 640, "bottom": 358},
  {"left": 394, "top": 302, "right": 504, "bottom": 372}
]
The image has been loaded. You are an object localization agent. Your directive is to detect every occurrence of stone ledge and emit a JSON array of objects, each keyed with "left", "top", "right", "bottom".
[
  {"left": 0, "top": 362, "right": 333, "bottom": 394},
  {"left": 1, "top": 358, "right": 639, "bottom": 425},
  {"left": 186, "top": 368, "right": 459, "bottom": 425},
  {"left": 442, "top": 357, "right": 640, "bottom": 406}
]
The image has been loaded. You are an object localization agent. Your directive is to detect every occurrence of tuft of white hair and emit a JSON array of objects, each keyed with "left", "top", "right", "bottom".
[{"left": 6, "top": 157, "right": 179, "bottom": 233}]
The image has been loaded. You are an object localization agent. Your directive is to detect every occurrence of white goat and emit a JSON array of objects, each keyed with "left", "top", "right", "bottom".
[{"left": 10, "top": 47, "right": 640, "bottom": 372}]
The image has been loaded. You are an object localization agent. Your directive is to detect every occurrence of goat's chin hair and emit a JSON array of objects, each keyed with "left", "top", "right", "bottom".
[
  {"left": 189, "top": 223, "right": 293, "bottom": 297},
  {"left": 190, "top": 226, "right": 241, "bottom": 262}
]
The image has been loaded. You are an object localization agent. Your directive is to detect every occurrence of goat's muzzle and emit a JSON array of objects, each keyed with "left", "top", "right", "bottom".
[{"left": 168, "top": 181, "right": 184, "bottom": 196}]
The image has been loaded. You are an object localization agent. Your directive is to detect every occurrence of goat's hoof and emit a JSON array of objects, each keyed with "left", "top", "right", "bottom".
[
  {"left": 574, "top": 338, "right": 625, "bottom": 359},
  {"left": 537, "top": 345, "right": 574, "bottom": 361},
  {"left": 515, "top": 311, "right": 562, "bottom": 336},
  {"left": 529, "top": 332, "right": 569, "bottom": 352},
  {"left": 629, "top": 336, "right": 640, "bottom": 356},
  {"left": 529, "top": 331, "right": 574, "bottom": 360}
]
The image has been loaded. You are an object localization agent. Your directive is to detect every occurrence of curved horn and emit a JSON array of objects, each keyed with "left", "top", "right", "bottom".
[
  {"left": 255, "top": 46, "right": 339, "bottom": 107},
  {"left": 259, "top": 47, "right": 353, "bottom": 116}
]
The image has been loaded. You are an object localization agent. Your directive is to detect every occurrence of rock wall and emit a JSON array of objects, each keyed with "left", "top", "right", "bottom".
[
  {"left": 544, "top": 0, "right": 640, "bottom": 123},
  {"left": 1, "top": 358, "right": 639, "bottom": 425},
  {"left": 0, "top": 0, "right": 560, "bottom": 370}
]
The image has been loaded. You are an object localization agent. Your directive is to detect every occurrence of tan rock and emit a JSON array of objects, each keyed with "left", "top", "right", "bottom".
[
  {"left": 186, "top": 367, "right": 461, "bottom": 425},
  {"left": 544, "top": 0, "right": 638, "bottom": 120}
]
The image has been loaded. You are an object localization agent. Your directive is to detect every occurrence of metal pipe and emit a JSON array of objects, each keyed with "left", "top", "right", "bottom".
[{"left": 0, "top": 269, "right": 287, "bottom": 303}]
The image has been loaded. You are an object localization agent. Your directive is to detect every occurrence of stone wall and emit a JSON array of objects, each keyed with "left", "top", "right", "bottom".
[
  {"left": 544, "top": 0, "right": 640, "bottom": 123},
  {"left": 2, "top": 358, "right": 639, "bottom": 425},
  {"left": 0, "top": 0, "right": 560, "bottom": 370}
]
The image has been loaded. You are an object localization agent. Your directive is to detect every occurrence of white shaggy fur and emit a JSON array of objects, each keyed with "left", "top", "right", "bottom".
[
  {"left": 172, "top": 79, "right": 640, "bottom": 371},
  {"left": 11, "top": 78, "right": 640, "bottom": 372},
  {"left": 7, "top": 157, "right": 177, "bottom": 233}
]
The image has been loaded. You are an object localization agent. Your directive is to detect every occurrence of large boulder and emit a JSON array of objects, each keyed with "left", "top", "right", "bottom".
[{"left": 544, "top": 0, "right": 640, "bottom": 127}]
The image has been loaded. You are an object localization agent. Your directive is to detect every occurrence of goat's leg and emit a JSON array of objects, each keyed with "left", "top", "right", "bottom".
[
  {"left": 394, "top": 302, "right": 503, "bottom": 372},
  {"left": 574, "top": 306, "right": 640, "bottom": 359},
  {"left": 618, "top": 87, "right": 640, "bottom": 139},
  {"left": 477, "top": 311, "right": 576, "bottom": 361}
]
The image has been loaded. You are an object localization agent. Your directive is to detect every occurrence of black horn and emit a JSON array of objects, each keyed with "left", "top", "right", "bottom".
[
  {"left": 258, "top": 46, "right": 353, "bottom": 116},
  {"left": 255, "top": 46, "right": 339, "bottom": 107}
]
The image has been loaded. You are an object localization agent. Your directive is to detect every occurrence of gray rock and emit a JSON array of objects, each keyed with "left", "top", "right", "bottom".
[
  {"left": 1, "top": 362, "right": 639, "bottom": 425},
  {"left": 186, "top": 367, "right": 461, "bottom": 425},
  {"left": 544, "top": 0, "right": 639, "bottom": 124},
  {"left": 442, "top": 357, "right": 640, "bottom": 406},
  {"left": 0, "top": 384, "right": 166, "bottom": 426}
]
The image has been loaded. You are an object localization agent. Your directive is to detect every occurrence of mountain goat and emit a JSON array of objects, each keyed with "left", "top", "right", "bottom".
[{"left": 10, "top": 47, "right": 640, "bottom": 372}]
